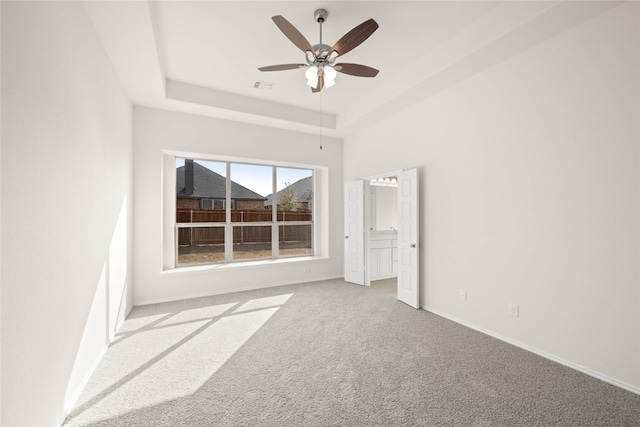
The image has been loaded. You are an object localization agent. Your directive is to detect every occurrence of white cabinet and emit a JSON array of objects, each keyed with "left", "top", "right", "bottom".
[
  {"left": 369, "top": 234, "right": 398, "bottom": 281},
  {"left": 392, "top": 239, "right": 398, "bottom": 275},
  {"left": 370, "top": 248, "right": 380, "bottom": 278}
]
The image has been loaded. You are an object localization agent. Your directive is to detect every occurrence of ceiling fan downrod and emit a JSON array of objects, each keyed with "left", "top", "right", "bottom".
[
  {"left": 314, "top": 9, "right": 328, "bottom": 45},
  {"left": 312, "top": 9, "right": 332, "bottom": 59}
]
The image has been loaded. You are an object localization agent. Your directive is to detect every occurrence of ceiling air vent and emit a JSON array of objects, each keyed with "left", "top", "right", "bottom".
[{"left": 253, "top": 81, "right": 274, "bottom": 90}]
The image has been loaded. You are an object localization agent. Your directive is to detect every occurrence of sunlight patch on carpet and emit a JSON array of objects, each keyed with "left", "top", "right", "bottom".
[
  {"left": 233, "top": 293, "right": 294, "bottom": 313},
  {"left": 65, "top": 296, "right": 291, "bottom": 426}
]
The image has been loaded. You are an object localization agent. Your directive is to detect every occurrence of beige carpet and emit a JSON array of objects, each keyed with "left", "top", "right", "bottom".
[{"left": 63, "top": 279, "right": 640, "bottom": 426}]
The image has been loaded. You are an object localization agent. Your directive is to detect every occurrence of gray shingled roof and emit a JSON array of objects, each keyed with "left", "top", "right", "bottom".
[
  {"left": 176, "top": 162, "right": 266, "bottom": 200},
  {"left": 264, "top": 176, "right": 313, "bottom": 207}
]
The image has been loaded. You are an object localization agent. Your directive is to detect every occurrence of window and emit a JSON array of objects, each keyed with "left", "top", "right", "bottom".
[
  {"left": 175, "top": 158, "right": 313, "bottom": 266},
  {"left": 200, "top": 199, "right": 235, "bottom": 210},
  {"left": 201, "top": 199, "right": 213, "bottom": 210}
]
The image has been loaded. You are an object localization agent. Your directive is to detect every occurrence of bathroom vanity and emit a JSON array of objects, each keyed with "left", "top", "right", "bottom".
[{"left": 369, "top": 231, "right": 398, "bottom": 281}]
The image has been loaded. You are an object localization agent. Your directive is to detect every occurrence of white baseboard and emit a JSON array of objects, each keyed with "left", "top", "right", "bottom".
[
  {"left": 134, "top": 275, "right": 344, "bottom": 306},
  {"left": 424, "top": 306, "right": 640, "bottom": 396}
]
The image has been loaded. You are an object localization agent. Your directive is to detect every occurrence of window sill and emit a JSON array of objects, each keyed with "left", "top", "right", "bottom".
[{"left": 162, "top": 255, "right": 331, "bottom": 275}]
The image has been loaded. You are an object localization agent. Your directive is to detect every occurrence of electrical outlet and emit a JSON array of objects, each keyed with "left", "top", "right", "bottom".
[
  {"left": 509, "top": 303, "right": 519, "bottom": 317},
  {"left": 459, "top": 290, "right": 467, "bottom": 301}
]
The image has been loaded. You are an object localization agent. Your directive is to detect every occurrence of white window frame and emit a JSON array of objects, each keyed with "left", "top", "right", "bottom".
[
  {"left": 200, "top": 199, "right": 235, "bottom": 210},
  {"left": 174, "top": 157, "right": 315, "bottom": 267}
]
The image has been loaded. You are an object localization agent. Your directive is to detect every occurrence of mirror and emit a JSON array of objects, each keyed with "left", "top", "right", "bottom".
[{"left": 369, "top": 176, "right": 397, "bottom": 233}]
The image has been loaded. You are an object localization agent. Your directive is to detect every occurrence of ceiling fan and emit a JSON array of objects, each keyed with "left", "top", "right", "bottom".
[{"left": 258, "top": 9, "right": 379, "bottom": 93}]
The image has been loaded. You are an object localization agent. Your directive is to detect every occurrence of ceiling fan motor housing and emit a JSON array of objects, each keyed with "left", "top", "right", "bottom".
[{"left": 311, "top": 44, "right": 333, "bottom": 61}]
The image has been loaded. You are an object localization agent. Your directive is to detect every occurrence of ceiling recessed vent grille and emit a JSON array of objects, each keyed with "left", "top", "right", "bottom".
[{"left": 253, "top": 81, "right": 274, "bottom": 90}]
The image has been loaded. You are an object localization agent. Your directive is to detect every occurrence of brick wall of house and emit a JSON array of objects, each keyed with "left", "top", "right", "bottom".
[{"left": 177, "top": 198, "right": 199, "bottom": 209}]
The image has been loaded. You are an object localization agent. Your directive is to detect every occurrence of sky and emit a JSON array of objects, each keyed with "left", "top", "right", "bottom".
[{"left": 176, "top": 158, "right": 312, "bottom": 197}]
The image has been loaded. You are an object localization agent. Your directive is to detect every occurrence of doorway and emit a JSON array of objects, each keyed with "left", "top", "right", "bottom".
[
  {"left": 344, "top": 169, "right": 420, "bottom": 308},
  {"left": 367, "top": 173, "right": 399, "bottom": 296}
]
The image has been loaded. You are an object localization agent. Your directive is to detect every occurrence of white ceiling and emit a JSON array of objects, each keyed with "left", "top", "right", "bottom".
[{"left": 82, "top": 1, "right": 620, "bottom": 138}]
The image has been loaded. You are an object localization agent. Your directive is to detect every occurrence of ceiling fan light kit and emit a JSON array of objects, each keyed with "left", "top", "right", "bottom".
[{"left": 258, "top": 8, "right": 379, "bottom": 93}]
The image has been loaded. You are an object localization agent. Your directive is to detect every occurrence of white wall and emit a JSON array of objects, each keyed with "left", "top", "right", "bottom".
[
  {"left": 344, "top": 3, "right": 639, "bottom": 391},
  {"left": 1, "top": 2, "right": 133, "bottom": 425},
  {"left": 133, "top": 107, "right": 343, "bottom": 304}
]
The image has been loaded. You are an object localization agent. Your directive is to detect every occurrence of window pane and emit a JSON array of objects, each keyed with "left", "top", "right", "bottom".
[
  {"left": 176, "top": 158, "right": 227, "bottom": 223},
  {"left": 232, "top": 226, "right": 272, "bottom": 261},
  {"left": 173, "top": 157, "right": 315, "bottom": 267},
  {"left": 230, "top": 163, "right": 272, "bottom": 222},
  {"left": 279, "top": 225, "right": 312, "bottom": 257},
  {"left": 177, "top": 226, "right": 225, "bottom": 265},
  {"left": 275, "top": 168, "right": 313, "bottom": 219}
]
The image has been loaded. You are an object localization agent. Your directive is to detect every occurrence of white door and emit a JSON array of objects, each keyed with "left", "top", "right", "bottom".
[
  {"left": 344, "top": 180, "right": 364, "bottom": 285},
  {"left": 397, "top": 169, "right": 419, "bottom": 308}
]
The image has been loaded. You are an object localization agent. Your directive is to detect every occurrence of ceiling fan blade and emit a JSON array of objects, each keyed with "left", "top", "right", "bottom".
[
  {"left": 331, "top": 19, "right": 378, "bottom": 57},
  {"left": 311, "top": 75, "right": 324, "bottom": 93},
  {"left": 335, "top": 63, "right": 379, "bottom": 77},
  {"left": 258, "top": 64, "right": 306, "bottom": 72},
  {"left": 272, "top": 15, "right": 314, "bottom": 53}
]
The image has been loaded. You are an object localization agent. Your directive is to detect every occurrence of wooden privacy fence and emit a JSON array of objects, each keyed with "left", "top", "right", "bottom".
[
  {"left": 177, "top": 210, "right": 312, "bottom": 246},
  {"left": 176, "top": 209, "right": 311, "bottom": 223}
]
